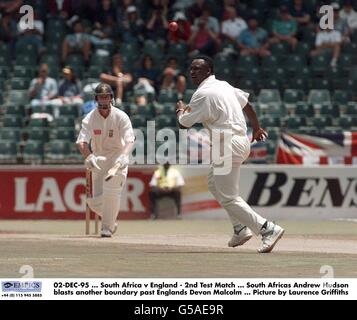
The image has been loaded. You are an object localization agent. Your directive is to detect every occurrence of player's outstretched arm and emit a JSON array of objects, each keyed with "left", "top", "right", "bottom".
[
  {"left": 243, "top": 102, "right": 268, "bottom": 142},
  {"left": 176, "top": 100, "right": 189, "bottom": 129}
]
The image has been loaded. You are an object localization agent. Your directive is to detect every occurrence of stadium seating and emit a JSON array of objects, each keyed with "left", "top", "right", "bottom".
[
  {"left": 22, "top": 140, "right": 43, "bottom": 164},
  {"left": 0, "top": 140, "right": 18, "bottom": 164},
  {"left": 0, "top": 1, "right": 356, "bottom": 165},
  {"left": 44, "top": 140, "right": 71, "bottom": 164}
]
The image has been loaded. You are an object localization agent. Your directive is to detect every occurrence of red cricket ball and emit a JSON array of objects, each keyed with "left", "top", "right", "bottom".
[{"left": 169, "top": 21, "right": 178, "bottom": 32}]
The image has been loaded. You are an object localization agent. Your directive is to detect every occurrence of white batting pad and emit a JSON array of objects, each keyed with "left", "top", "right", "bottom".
[
  {"left": 101, "top": 173, "right": 126, "bottom": 231},
  {"left": 86, "top": 196, "right": 103, "bottom": 216}
]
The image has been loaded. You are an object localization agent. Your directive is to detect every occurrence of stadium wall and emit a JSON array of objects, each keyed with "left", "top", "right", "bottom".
[{"left": 0, "top": 165, "right": 356, "bottom": 220}]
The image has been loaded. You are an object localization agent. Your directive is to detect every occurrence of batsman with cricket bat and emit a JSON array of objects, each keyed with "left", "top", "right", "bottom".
[{"left": 76, "top": 83, "right": 135, "bottom": 237}]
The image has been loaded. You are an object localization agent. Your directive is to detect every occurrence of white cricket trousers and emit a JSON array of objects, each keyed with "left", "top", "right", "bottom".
[{"left": 208, "top": 164, "right": 266, "bottom": 235}]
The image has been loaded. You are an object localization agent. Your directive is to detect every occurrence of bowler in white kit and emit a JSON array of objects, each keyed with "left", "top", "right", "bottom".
[
  {"left": 176, "top": 56, "right": 284, "bottom": 253},
  {"left": 76, "top": 83, "right": 135, "bottom": 237}
]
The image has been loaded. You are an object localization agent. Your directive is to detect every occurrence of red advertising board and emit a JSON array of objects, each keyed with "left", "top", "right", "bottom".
[{"left": 0, "top": 166, "right": 155, "bottom": 219}]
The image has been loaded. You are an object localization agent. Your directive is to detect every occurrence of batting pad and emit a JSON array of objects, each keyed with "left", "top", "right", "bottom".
[
  {"left": 86, "top": 196, "right": 103, "bottom": 216},
  {"left": 101, "top": 173, "right": 125, "bottom": 231}
]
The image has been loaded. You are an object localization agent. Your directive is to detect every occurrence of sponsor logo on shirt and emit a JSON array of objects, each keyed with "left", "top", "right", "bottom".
[
  {"left": 94, "top": 129, "right": 101, "bottom": 135},
  {"left": 109, "top": 129, "right": 113, "bottom": 137}
]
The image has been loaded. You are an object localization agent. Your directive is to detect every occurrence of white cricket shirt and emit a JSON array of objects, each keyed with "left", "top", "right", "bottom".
[
  {"left": 178, "top": 75, "right": 250, "bottom": 162},
  {"left": 76, "top": 107, "right": 135, "bottom": 159}
]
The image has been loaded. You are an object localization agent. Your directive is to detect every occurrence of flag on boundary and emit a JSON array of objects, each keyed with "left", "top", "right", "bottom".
[{"left": 276, "top": 131, "right": 357, "bottom": 165}]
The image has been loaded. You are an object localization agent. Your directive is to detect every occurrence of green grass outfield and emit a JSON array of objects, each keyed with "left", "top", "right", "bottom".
[{"left": 0, "top": 219, "right": 356, "bottom": 278}]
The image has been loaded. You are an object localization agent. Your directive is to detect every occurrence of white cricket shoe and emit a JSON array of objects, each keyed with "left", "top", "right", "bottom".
[
  {"left": 258, "top": 222, "right": 284, "bottom": 253},
  {"left": 101, "top": 228, "right": 112, "bottom": 238},
  {"left": 228, "top": 226, "right": 253, "bottom": 247},
  {"left": 112, "top": 223, "right": 118, "bottom": 235}
]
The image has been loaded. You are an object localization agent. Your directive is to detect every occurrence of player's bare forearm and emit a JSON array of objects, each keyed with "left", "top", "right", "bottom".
[
  {"left": 243, "top": 103, "right": 260, "bottom": 130},
  {"left": 176, "top": 100, "right": 189, "bottom": 129},
  {"left": 77, "top": 142, "right": 91, "bottom": 159},
  {"left": 244, "top": 103, "right": 268, "bottom": 142}
]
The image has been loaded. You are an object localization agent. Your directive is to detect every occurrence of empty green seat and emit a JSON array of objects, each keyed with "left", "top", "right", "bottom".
[
  {"left": 0, "top": 67, "right": 9, "bottom": 79},
  {"left": 0, "top": 140, "right": 18, "bottom": 163},
  {"left": 265, "top": 67, "right": 286, "bottom": 81},
  {"left": 156, "top": 114, "right": 177, "bottom": 129},
  {"left": 59, "top": 105, "right": 80, "bottom": 117},
  {"left": 283, "top": 89, "right": 305, "bottom": 104},
  {"left": 15, "top": 54, "right": 37, "bottom": 66},
  {"left": 0, "top": 128, "right": 22, "bottom": 141},
  {"left": 13, "top": 66, "right": 35, "bottom": 78},
  {"left": 261, "top": 55, "right": 278, "bottom": 73},
  {"left": 338, "top": 116, "right": 355, "bottom": 129},
  {"left": 11, "top": 78, "right": 30, "bottom": 90},
  {"left": 2, "top": 115, "right": 23, "bottom": 128},
  {"left": 216, "top": 67, "right": 234, "bottom": 83},
  {"left": 52, "top": 117, "right": 75, "bottom": 128},
  {"left": 237, "top": 66, "right": 261, "bottom": 80},
  {"left": 26, "top": 127, "right": 49, "bottom": 143},
  {"left": 260, "top": 116, "right": 281, "bottom": 127},
  {"left": 312, "top": 116, "right": 332, "bottom": 128},
  {"left": 22, "top": 140, "right": 43, "bottom": 164},
  {"left": 44, "top": 140, "right": 71, "bottom": 163},
  {"left": 0, "top": 55, "right": 10, "bottom": 66},
  {"left": 345, "top": 102, "right": 357, "bottom": 115},
  {"left": 309, "top": 79, "right": 331, "bottom": 91},
  {"left": 307, "top": 89, "right": 331, "bottom": 106},
  {"left": 131, "top": 115, "right": 147, "bottom": 127},
  {"left": 45, "top": 41, "right": 62, "bottom": 54},
  {"left": 90, "top": 54, "right": 111, "bottom": 67},
  {"left": 6, "top": 105, "right": 25, "bottom": 116},
  {"left": 286, "top": 116, "right": 307, "bottom": 129},
  {"left": 238, "top": 55, "right": 258, "bottom": 68},
  {"left": 134, "top": 105, "right": 154, "bottom": 117},
  {"left": 294, "top": 42, "right": 310, "bottom": 56},
  {"left": 40, "top": 54, "right": 60, "bottom": 65},
  {"left": 317, "top": 103, "right": 337, "bottom": 117},
  {"left": 66, "top": 54, "right": 85, "bottom": 66},
  {"left": 158, "top": 90, "right": 178, "bottom": 104},
  {"left": 49, "top": 127, "right": 75, "bottom": 141},
  {"left": 310, "top": 55, "right": 330, "bottom": 76},
  {"left": 288, "top": 77, "right": 308, "bottom": 92},
  {"left": 46, "top": 18, "right": 66, "bottom": 33},
  {"left": 332, "top": 90, "right": 351, "bottom": 105},
  {"left": 258, "top": 89, "right": 281, "bottom": 106},
  {"left": 28, "top": 118, "right": 49, "bottom": 127},
  {"left": 339, "top": 54, "right": 355, "bottom": 71},
  {"left": 8, "top": 90, "right": 29, "bottom": 105},
  {"left": 237, "top": 79, "right": 258, "bottom": 93},
  {"left": 258, "top": 79, "right": 281, "bottom": 91},
  {"left": 183, "top": 89, "right": 195, "bottom": 104},
  {"left": 270, "top": 42, "right": 288, "bottom": 57},
  {"left": 295, "top": 101, "right": 313, "bottom": 116},
  {"left": 29, "top": 104, "right": 53, "bottom": 115}
]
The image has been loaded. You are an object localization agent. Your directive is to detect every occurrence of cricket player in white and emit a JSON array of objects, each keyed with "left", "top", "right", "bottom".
[
  {"left": 77, "top": 83, "right": 135, "bottom": 237},
  {"left": 176, "top": 56, "right": 284, "bottom": 253}
]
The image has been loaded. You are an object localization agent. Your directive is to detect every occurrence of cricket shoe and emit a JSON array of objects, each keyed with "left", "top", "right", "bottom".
[
  {"left": 112, "top": 223, "right": 118, "bottom": 235},
  {"left": 101, "top": 227, "right": 113, "bottom": 238},
  {"left": 228, "top": 226, "right": 253, "bottom": 247},
  {"left": 258, "top": 222, "right": 284, "bottom": 253}
]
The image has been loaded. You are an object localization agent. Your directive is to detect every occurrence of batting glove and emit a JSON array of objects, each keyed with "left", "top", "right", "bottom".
[
  {"left": 85, "top": 154, "right": 106, "bottom": 170},
  {"left": 115, "top": 154, "right": 130, "bottom": 169}
]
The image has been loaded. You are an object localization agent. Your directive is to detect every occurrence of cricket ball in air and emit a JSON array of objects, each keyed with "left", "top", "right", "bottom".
[{"left": 169, "top": 21, "right": 178, "bottom": 32}]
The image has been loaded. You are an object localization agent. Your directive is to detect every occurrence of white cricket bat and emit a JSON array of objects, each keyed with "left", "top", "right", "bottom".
[{"left": 104, "top": 161, "right": 122, "bottom": 181}]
